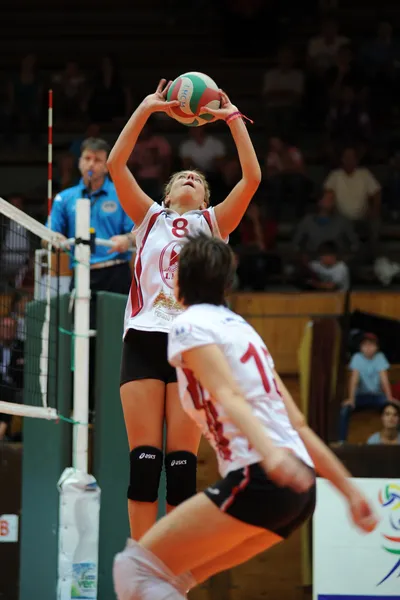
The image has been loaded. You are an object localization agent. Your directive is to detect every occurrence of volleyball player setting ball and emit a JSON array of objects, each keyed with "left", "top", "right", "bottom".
[
  {"left": 113, "top": 234, "right": 378, "bottom": 600},
  {"left": 107, "top": 77, "right": 261, "bottom": 540}
]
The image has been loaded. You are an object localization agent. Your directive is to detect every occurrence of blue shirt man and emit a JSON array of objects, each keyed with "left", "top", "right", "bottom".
[
  {"left": 49, "top": 175, "right": 133, "bottom": 266},
  {"left": 48, "top": 137, "right": 134, "bottom": 267}
]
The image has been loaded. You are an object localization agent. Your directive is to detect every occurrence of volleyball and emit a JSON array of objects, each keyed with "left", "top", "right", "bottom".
[{"left": 167, "top": 72, "right": 221, "bottom": 127}]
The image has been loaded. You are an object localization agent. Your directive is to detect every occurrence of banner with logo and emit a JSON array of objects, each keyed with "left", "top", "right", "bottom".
[{"left": 314, "top": 478, "right": 400, "bottom": 599}]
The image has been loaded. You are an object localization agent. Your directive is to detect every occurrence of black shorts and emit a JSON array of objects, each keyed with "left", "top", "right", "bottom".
[
  {"left": 120, "top": 328, "right": 177, "bottom": 386},
  {"left": 204, "top": 462, "right": 316, "bottom": 538}
]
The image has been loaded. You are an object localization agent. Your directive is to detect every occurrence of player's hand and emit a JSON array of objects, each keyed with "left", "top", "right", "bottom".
[
  {"left": 348, "top": 491, "right": 379, "bottom": 533},
  {"left": 108, "top": 234, "right": 134, "bottom": 254},
  {"left": 142, "top": 79, "right": 180, "bottom": 116},
  {"left": 200, "top": 90, "right": 238, "bottom": 122},
  {"left": 262, "top": 448, "right": 315, "bottom": 494}
]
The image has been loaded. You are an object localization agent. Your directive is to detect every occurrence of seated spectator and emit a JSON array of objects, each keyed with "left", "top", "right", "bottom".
[
  {"left": 307, "top": 15, "right": 350, "bottom": 74},
  {"left": 262, "top": 46, "right": 304, "bottom": 137},
  {"left": 323, "top": 147, "right": 381, "bottom": 240},
  {"left": 179, "top": 127, "right": 226, "bottom": 181},
  {"left": 69, "top": 123, "right": 101, "bottom": 163},
  {"left": 339, "top": 333, "right": 398, "bottom": 442},
  {"left": 361, "top": 21, "right": 399, "bottom": 80},
  {"left": 127, "top": 121, "right": 172, "bottom": 201},
  {"left": 264, "top": 137, "right": 313, "bottom": 221},
  {"left": 367, "top": 403, "right": 400, "bottom": 445},
  {"left": 234, "top": 204, "right": 280, "bottom": 291},
  {"left": 52, "top": 60, "right": 87, "bottom": 122},
  {"left": 3, "top": 53, "right": 42, "bottom": 144},
  {"left": 0, "top": 315, "right": 24, "bottom": 441},
  {"left": 265, "top": 136, "right": 304, "bottom": 178},
  {"left": 53, "top": 152, "right": 80, "bottom": 194},
  {"left": 86, "top": 55, "right": 131, "bottom": 123},
  {"left": 293, "top": 193, "right": 359, "bottom": 256},
  {"left": 305, "top": 241, "right": 350, "bottom": 291},
  {"left": 326, "top": 86, "right": 371, "bottom": 157},
  {"left": 325, "top": 44, "right": 365, "bottom": 102}
]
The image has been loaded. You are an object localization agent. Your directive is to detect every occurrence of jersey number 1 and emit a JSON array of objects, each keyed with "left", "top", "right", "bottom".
[{"left": 240, "top": 343, "right": 271, "bottom": 393}]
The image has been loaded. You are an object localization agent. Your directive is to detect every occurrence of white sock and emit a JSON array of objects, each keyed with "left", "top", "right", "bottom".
[{"left": 113, "top": 538, "right": 187, "bottom": 600}]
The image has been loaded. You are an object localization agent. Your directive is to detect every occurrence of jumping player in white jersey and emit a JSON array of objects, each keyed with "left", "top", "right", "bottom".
[
  {"left": 107, "top": 80, "right": 261, "bottom": 539},
  {"left": 113, "top": 234, "right": 378, "bottom": 600}
]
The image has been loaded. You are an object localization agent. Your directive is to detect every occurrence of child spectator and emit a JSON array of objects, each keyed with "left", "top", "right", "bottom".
[
  {"left": 308, "top": 241, "right": 350, "bottom": 291},
  {"left": 367, "top": 403, "right": 400, "bottom": 445},
  {"left": 339, "top": 333, "right": 399, "bottom": 441}
]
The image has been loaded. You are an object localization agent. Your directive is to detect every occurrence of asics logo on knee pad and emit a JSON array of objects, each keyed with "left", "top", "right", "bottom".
[
  {"left": 171, "top": 459, "right": 187, "bottom": 466},
  {"left": 139, "top": 453, "right": 156, "bottom": 459}
]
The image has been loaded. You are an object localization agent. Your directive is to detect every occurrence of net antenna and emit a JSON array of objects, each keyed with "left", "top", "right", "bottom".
[{"left": 40, "top": 89, "right": 54, "bottom": 410}]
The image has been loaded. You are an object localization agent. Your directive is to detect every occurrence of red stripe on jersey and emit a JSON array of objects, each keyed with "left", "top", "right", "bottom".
[
  {"left": 130, "top": 210, "right": 162, "bottom": 317},
  {"left": 202, "top": 210, "right": 213, "bottom": 234},
  {"left": 220, "top": 466, "right": 250, "bottom": 512}
]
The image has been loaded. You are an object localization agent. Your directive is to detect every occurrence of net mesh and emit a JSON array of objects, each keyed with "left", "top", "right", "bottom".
[{"left": 0, "top": 201, "right": 62, "bottom": 432}]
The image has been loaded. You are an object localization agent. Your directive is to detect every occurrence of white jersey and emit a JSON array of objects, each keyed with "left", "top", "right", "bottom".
[
  {"left": 124, "top": 203, "right": 223, "bottom": 335},
  {"left": 168, "top": 304, "right": 313, "bottom": 478}
]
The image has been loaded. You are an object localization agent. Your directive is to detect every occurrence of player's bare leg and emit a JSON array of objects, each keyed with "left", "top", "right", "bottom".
[{"left": 121, "top": 379, "right": 165, "bottom": 540}]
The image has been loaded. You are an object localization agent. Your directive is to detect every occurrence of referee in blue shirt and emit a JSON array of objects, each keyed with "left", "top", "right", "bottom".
[
  {"left": 47, "top": 137, "right": 134, "bottom": 415},
  {"left": 48, "top": 136, "right": 134, "bottom": 297}
]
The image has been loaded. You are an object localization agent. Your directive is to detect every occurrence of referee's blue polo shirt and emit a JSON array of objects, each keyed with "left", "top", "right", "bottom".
[{"left": 47, "top": 177, "right": 134, "bottom": 266}]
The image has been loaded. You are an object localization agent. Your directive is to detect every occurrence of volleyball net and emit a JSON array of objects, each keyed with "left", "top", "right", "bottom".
[{"left": 0, "top": 196, "right": 117, "bottom": 472}]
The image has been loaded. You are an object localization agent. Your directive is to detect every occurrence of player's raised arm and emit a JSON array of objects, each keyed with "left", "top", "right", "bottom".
[
  {"left": 107, "top": 79, "right": 179, "bottom": 227},
  {"left": 202, "top": 91, "right": 262, "bottom": 239},
  {"left": 273, "top": 370, "right": 378, "bottom": 533},
  {"left": 182, "top": 343, "right": 314, "bottom": 494}
]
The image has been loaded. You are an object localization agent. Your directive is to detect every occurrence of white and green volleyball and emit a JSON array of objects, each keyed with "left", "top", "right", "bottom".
[{"left": 167, "top": 72, "right": 221, "bottom": 127}]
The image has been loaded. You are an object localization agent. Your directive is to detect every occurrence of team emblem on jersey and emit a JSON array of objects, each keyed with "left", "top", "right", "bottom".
[
  {"left": 101, "top": 200, "right": 117, "bottom": 213},
  {"left": 173, "top": 323, "right": 192, "bottom": 340},
  {"left": 159, "top": 241, "right": 184, "bottom": 289}
]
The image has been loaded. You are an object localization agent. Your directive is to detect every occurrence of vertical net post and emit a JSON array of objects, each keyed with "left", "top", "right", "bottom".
[{"left": 72, "top": 198, "right": 91, "bottom": 474}]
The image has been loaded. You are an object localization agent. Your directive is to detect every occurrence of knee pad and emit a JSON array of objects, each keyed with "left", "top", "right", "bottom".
[
  {"left": 165, "top": 451, "right": 197, "bottom": 507},
  {"left": 128, "top": 446, "right": 163, "bottom": 503}
]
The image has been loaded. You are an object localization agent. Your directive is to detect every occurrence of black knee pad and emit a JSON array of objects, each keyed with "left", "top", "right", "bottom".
[
  {"left": 128, "top": 446, "right": 163, "bottom": 503},
  {"left": 165, "top": 451, "right": 197, "bottom": 507}
]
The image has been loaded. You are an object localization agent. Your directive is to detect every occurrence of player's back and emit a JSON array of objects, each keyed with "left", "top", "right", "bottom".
[{"left": 169, "top": 303, "right": 313, "bottom": 477}]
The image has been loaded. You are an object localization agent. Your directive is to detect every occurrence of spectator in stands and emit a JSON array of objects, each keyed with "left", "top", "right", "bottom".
[
  {"left": 325, "top": 44, "right": 365, "bottom": 103},
  {"left": 361, "top": 21, "right": 399, "bottom": 80},
  {"left": 307, "top": 15, "right": 350, "bottom": 74},
  {"left": 367, "top": 403, "right": 400, "bottom": 445},
  {"left": 69, "top": 123, "right": 101, "bottom": 163},
  {"left": 305, "top": 240, "right": 350, "bottom": 291},
  {"left": 234, "top": 203, "right": 280, "bottom": 291},
  {"left": 0, "top": 194, "right": 30, "bottom": 290},
  {"left": 179, "top": 126, "right": 226, "bottom": 181},
  {"left": 52, "top": 60, "right": 87, "bottom": 122},
  {"left": 0, "top": 315, "right": 24, "bottom": 441},
  {"left": 264, "top": 136, "right": 313, "bottom": 220},
  {"left": 128, "top": 121, "right": 172, "bottom": 201},
  {"left": 323, "top": 147, "right": 381, "bottom": 242},
  {"left": 53, "top": 152, "right": 80, "bottom": 193},
  {"left": 264, "top": 136, "right": 304, "bottom": 178},
  {"left": 262, "top": 46, "right": 304, "bottom": 137},
  {"left": 293, "top": 192, "right": 359, "bottom": 256},
  {"left": 382, "top": 151, "right": 400, "bottom": 221},
  {"left": 3, "top": 53, "right": 42, "bottom": 144},
  {"left": 86, "top": 55, "right": 131, "bottom": 123},
  {"left": 339, "top": 333, "right": 398, "bottom": 442},
  {"left": 326, "top": 86, "right": 371, "bottom": 159}
]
